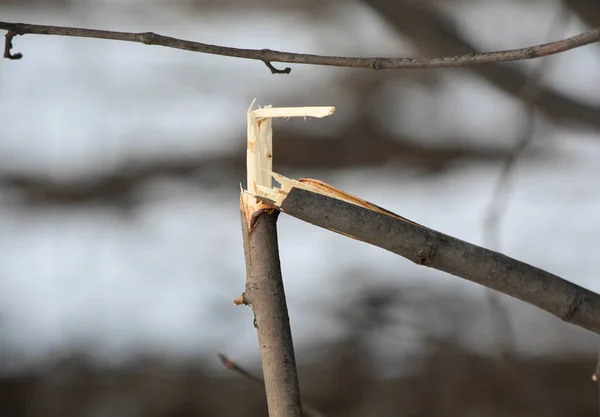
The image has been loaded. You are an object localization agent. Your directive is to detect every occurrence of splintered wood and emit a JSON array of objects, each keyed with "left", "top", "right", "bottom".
[
  {"left": 241, "top": 100, "right": 335, "bottom": 227},
  {"left": 258, "top": 171, "right": 425, "bottom": 229}
]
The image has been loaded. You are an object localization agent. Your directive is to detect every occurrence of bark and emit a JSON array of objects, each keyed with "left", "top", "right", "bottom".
[
  {"left": 240, "top": 206, "right": 302, "bottom": 417},
  {"left": 264, "top": 187, "right": 600, "bottom": 335}
]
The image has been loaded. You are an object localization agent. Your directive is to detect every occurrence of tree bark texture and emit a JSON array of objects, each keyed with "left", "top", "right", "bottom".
[
  {"left": 265, "top": 187, "right": 600, "bottom": 335},
  {"left": 240, "top": 208, "right": 302, "bottom": 417}
]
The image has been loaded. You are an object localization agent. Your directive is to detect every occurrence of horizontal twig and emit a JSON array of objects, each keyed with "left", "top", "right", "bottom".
[
  {"left": 1, "top": 21, "right": 599, "bottom": 72},
  {"left": 258, "top": 178, "right": 600, "bottom": 336}
]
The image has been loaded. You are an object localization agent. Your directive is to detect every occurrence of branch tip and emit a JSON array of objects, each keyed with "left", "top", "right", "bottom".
[
  {"left": 4, "top": 31, "right": 22, "bottom": 60},
  {"left": 233, "top": 294, "right": 246, "bottom": 306},
  {"left": 263, "top": 60, "right": 291, "bottom": 74}
]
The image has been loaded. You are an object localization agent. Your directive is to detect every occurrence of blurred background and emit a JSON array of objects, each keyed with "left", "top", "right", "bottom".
[{"left": 2, "top": 0, "right": 600, "bottom": 415}]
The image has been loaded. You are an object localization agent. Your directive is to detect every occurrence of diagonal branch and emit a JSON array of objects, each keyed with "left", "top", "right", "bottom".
[
  {"left": 257, "top": 174, "right": 600, "bottom": 336},
  {"left": 1, "top": 21, "right": 599, "bottom": 72},
  {"left": 363, "top": 0, "right": 600, "bottom": 130},
  {"left": 218, "top": 353, "right": 327, "bottom": 417}
]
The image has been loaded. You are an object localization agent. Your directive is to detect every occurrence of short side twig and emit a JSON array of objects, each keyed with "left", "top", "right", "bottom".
[
  {"left": 4, "top": 31, "right": 22, "bottom": 59},
  {"left": 218, "top": 353, "right": 265, "bottom": 385},
  {"left": 258, "top": 176, "right": 600, "bottom": 336},
  {"left": 1, "top": 21, "right": 599, "bottom": 72},
  {"left": 218, "top": 353, "right": 327, "bottom": 417}
]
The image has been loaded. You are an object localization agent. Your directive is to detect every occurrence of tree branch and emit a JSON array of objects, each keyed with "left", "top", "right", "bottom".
[
  {"left": 1, "top": 21, "right": 599, "bottom": 71},
  {"left": 239, "top": 209, "right": 302, "bottom": 417},
  {"left": 235, "top": 104, "right": 337, "bottom": 417},
  {"left": 363, "top": 0, "right": 600, "bottom": 130},
  {"left": 0, "top": 126, "right": 525, "bottom": 208},
  {"left": 258, "top": 177, "right": 600, "bottom": 336},
  {"left": 218, "top": 353, "right": 326, "bottom": 417}
]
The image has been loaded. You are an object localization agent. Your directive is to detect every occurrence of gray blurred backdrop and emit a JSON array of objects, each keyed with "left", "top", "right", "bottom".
[{"left": 1, "top": 0, "right": 600, "bottom": 416}]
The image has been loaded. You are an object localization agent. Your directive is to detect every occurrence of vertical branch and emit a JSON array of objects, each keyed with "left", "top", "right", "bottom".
[
  {"left": 238, "top": 101, "right": 335, "bottom": 417},
  {"left": 240, "top": 206, "right": 302, "bottom": 417}
]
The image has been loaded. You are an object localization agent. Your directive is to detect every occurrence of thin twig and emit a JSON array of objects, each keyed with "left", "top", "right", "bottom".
[
  {"left": 258, "top": 183, "right": 600, "bottom": 336},
  {"left": 1, "top": 21, "right": 599, "bottom": 72},
  {"left": 218, "top": 353, "right": 265, "bottom": 385},
  {"left": 218, "top": 353, "right": 327, "bottom": 417}
]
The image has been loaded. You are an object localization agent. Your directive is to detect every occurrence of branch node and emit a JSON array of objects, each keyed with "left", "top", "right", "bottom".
[
  {"left": 4, "top": 31, "right": 23, "bottom": 60},
  {"left": 262, "top": 60, "right": 291, "bottom": 74},
  {"left": 417, "top": 240, "right": 438, "bottom": 266},
  {"left": 367, "top": 59, "right": 383, "bottom": 70},
  {"left": 139, "top": 32, "right": 158, "bottom": 45},
  {"left": 563, "top": 291, "right": 583, "bottom": 321},
  {"left": 233, "top": 293, "right": 247, "bottom": 306}
]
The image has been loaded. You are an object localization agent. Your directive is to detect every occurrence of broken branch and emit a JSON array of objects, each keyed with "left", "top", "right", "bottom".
[
  {"left": 239, "top": 102, "right": 335, "bottom": 417},
  {"left": 258, "top": 174, "right": 600, "bottom": 336},
  {"left": 239, "top": 207, "right": 301, "bottom": 417}
]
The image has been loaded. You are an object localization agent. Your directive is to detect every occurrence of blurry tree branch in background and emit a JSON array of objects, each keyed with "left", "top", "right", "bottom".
[
  {"left": 563, "top": 0, "right": 600, "bottom": 30},
  {"left": 2, "top": 20, "right": 599, "bottom": 72},
  {"left": 364, "top": 0, "right": 600, "bottom": 130},
  {"left": 480, "top": 3, "right": 570, "bottom": 275},
  {"left": 2, "top": 6, "right": 599, "bottom": 208},
  {"left": 481, "top": 6, "right": 570, "bottom": 359},
  {"left": 0, "top": 123, "right": 531, "bottom": 207},
  {"left": 218, "top": 354, "right": 326, "bottom": 417}
]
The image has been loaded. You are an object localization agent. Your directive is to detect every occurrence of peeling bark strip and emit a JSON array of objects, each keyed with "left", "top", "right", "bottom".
[
  {"left": 239, "top": 101, "right": 335, "bottom": 417},
  {"left": 258, "top": 174, "right": 600, "bottom": 335}
]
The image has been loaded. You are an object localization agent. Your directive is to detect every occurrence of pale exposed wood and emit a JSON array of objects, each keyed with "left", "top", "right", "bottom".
[{"left": 240, "top": 102, "right": 335, "bottom": 417}]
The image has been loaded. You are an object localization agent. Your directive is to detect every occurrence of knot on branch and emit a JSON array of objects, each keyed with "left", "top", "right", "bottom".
[
  {"left": 562, "top": 292, "right": 583, "bottom": 321},
  {"left": 139, "top": 32, "right": 159, "bottom": 45},
  {"left": 417, "top": 239, "right": 438, "bottom": 266}
]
